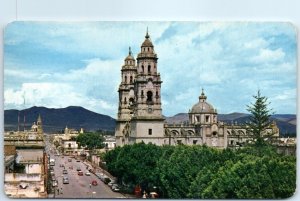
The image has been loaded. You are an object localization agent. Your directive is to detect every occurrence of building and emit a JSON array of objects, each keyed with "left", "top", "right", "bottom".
[
  {"left": 52, "top": 126, "right": 82, "bottom": 156},
  {"left": 115, "top": 30, "right": 280, "bottom": 148},
  {"left": 4, "top": 115, "right": 47, "bottom": 198}
]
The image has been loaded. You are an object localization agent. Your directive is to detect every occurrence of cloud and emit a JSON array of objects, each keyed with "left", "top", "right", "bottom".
[
  {"left": 252, "top": 48, "right": 285, "bottom": 63},
  {"left": 4, "top": 22, "right": 297, "bottom": 117}
]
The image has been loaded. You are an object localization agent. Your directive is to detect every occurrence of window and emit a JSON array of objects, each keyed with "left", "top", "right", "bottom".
[
  {"left": 205, "top": 115, "right": 209, "bottom": 123},
  {"left": 129, "top": 98, "right": 134, "bottom": 106},
  {"left": 177, "top": 140, "right": 182, "bottom": 145},
  {"left": 148, "top": 47, "right": 150, "bottom": 51},
  {"left": 142, "top": 65, "right": 144, "bottom": 73},
  {"left": 148, "top": 65, "right": 151, "bottom": 74},
  {"left": 230, "top": 140, "right": 234, "bottom": 145},
  {"left": 124, "top": 76, "right": 127, "bottom": 83},
  {"left": 68, "top": 143, "right": 71, "bottom": 148},
  {"left": 147, "top": 91, "right": 153, "bottom": 102},
  {"left": 124, "top": 97, "right": 127, "bottom": 104},
  {"left": 141, "top": 90, "right": 144, "bottom": 97},
  {"left": 130, "top": 76, "right": 133, "bottom": 83},
  {"left": 148, "top": 129, "right": 152, "bottom": 135},
  {"left": 155, "top": 91, "right": 159, "bottom": 98},
  {"left": 196, "top": 116, "right": 200, "bottom": 122},
  {"left": 193, "top": 140, "right": 197, "bottom": 145}
]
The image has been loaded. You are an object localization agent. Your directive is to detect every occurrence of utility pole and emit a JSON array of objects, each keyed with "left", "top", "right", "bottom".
[{"left": 22, "top": 92, "right": 26, "bottom": 132}]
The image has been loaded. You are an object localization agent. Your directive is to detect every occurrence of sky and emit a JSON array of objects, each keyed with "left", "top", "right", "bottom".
[{"left": 4, "top": 21, "right": 297, "bottom": 117}]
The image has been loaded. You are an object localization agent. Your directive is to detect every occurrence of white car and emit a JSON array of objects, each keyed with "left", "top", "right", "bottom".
[
  {"left": 52, "top": 180, "right": 58, "bottom": 187},
  {"left": 85, "top": 172, "right": 91, "bottom": 176}
]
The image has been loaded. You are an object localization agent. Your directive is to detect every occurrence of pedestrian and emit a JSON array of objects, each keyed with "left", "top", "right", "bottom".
[
  {"left": 57, "top": 188, "right": 59, "bottom": 194},
  {"left": 61, "top": 187, "right": 63, "bottom": 194}
]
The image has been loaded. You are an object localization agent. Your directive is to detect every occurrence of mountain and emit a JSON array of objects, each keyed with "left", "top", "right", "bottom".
[
  {"left": 165, "top": 113, "right": 296, "bottom": 137},
  {"left": 4, "top": 106, "right": 116, "bottom": 133}
]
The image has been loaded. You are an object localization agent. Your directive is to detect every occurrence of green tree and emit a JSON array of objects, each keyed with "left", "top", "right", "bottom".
[
  {"left": 76, "top": 132, "right": 105, "bottom": 150},
  {"left": 246, "top": 90, "right": 274, "bottom": 146}
]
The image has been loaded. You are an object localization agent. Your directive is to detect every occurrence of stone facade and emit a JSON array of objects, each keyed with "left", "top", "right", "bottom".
[
  {"left": 4, "top": 115, "right": 47, "bottom": 198},
  {"left": 115, "top": 31, "right": 280, "bottom": 148}
]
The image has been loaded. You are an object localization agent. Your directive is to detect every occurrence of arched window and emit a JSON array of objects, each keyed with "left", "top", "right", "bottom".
[
  {"left": 68, "top": 143, "right": 71, "bottom": 148},
  {"left": 148, "top": 65, "right": 151, "bottom": 74},
  {"left": 141, "top": 65, "right": 144, "bottom": 73},
  {"left": 124, "top": 97, "right": 127, "bottom": 104},
  {"left": 141, "top": 90, "right": 144, "bottom": 97},
  {"left": 147, "top": 91, "right": 153, "bottom": 103},
  {"left": 124, "top": 76, "right": 127, "bottom": 83},
  {"left": 129, "top": 98, "right": 134, "bottom": 106},
  {"left": 148, "top": 47, "right": 150, "bottom": 51},
  {"left": 130, "top": 76, "right": 133, "bottom": 83},
  {"left": 155, "top": 91, "right": 159, "bottom": 98}
]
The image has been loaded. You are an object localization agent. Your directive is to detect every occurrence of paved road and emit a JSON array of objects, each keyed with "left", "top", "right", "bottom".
[{"left": 46, "top": 141, "right": 125, "bottom": 198}]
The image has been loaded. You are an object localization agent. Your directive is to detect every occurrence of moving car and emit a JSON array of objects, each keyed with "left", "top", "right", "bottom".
[
  {"left": 76, "top": 167, "right": 81, "bottom": 171},
  {"left": 63, "top": 177, "right": 69, "bottom": 184},
  {"left": 78, "top": 171, "right": 83, "bottom": 176},
  {"left": 63, "top": 169, "right": 68, "bottom": 174},
  {"left": 85, "top": 171, "right": 91, "bottom": 176},
  {"left": 91, "top": 180, "right": 98, "bottom": 186}
]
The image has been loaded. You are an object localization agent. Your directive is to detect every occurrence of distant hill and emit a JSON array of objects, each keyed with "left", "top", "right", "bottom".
[
  {"left": 4, "top": 106, "right": 116, "bottom": 133},
  {"left": 165, "top": 113, "right": 296, "bottom": 137}
]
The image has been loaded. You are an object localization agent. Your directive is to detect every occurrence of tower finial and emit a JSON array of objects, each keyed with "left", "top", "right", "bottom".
[
  {"left": 199, "top": 88, "right": 207, "bottom": 101},
  {"left": 145, "top": 27, "right": 150, "bottom": 39},
  {"left": 129, "top": 46, "right": 132, "bottom": 55}
]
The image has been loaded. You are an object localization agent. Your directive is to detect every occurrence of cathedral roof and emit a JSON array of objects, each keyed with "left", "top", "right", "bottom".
[
  {"left": 125, "top": 47, "right": 135, "bottom": 61},
  {"left": 190, "top": 89, "right": 216, "bottom": 114},
  {"left": 141, "top": 29, "right": 154, "bottom": 47}
]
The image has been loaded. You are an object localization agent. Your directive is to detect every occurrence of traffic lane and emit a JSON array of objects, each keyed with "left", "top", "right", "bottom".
[
  {"left": 47, "top": 152, "right": 125, "bottom": 199},
  {"left": 57, "top": 157, "right": 125, "bottom": 198}
]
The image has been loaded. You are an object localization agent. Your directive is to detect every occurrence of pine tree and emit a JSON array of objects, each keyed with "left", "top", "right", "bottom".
[{"left": 246, "top": 90, "right": 274, "bottom": 146}]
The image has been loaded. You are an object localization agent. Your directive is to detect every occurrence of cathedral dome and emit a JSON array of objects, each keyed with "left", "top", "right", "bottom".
[
  {"left": 190, "top": 90, "right": 216, "bottom": 114},
  {"left": 141, "top": 30, "right": 154, "bottom": 47},
  {"left": 125, "top": 47, "right": 135, "bottom": 61}
]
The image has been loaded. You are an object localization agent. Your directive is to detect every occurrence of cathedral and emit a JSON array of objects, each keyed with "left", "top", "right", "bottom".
[{"left": 115, "top": 31, "right": 279, "bottom": 148}]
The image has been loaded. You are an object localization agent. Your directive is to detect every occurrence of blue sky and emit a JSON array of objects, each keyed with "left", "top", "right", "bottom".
[{"left": 4, "top": 22, "right": 297, "bottom": 117}]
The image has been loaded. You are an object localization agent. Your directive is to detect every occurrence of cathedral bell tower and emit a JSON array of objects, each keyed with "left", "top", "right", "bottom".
[
  {"left": 115, "top": 47, "right": 137, "bottom": 146},
  {"left": 129, "top": 29, "right": 165, "bottom": 145},
  {"left": 37, "top": 114, "right": 43, "bottom": 135}
]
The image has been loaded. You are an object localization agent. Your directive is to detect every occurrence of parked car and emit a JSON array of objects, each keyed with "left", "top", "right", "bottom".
[
  {"left": 108, "top": 180, "right": 116, "bottom": 187},
  {"left": 76, "top": 167, "right": 81, "bottom": 171},
  {"left": 103, "top": 177, "right": 111, "bottom": 184},
  {"left": 91, "top": 180, "right": 98, "bottom": 186},
  {"left": 78, "top": 171, "right": 83, "bottom": 176},
  {"left": 52, "top": 180, "right": 58, "bottom": 187},
  {"left": 68, "top": 158, "right": 72, "bottom": 162},
  {"left": 88, "top": 168, "right": 95, "bottom": 174},
  {"left": 63, "top": 177, "right": 69, "bottom": 184},
  {"left": 85, "top": 171, "right": 91, "bottom": 176},
  {"left": 63, "top": 169, "right": 68, "bottom": 174},
  {"left": 112, "top": 184, "right": 120, "bottom": 192}
]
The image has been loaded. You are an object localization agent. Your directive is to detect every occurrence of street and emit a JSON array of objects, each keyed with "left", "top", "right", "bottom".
[{"left": 47, "top": 142, "right": 125, "bottom": 198}]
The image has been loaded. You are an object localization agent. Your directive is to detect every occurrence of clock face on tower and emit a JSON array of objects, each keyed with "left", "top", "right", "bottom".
[{"left": 148, "top": 106, "right": 153, "bottom": 113}]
